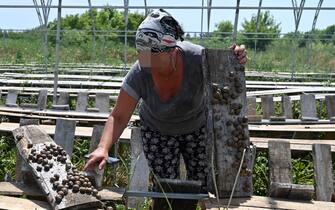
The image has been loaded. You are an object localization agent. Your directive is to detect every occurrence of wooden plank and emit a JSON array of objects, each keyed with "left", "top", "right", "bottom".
[
  {"left": 1, "top": 73, "right": 124, "bottom": 82},
  {"left": 0, "top": 79, "right": 122, "bottom": 88},
  {"left": 0, "top": 195, "right": 51, "bottom": 210},
  {"left": 0, "top": 122, "right": 131, "bottom": 140},
  {"left": 269, "top": 182, "right": 314, "bottom": 200},
  {"left": 0, "top": 181, "right": 44, "bottom": 197},
  {"left": 75, "top": 92, "right": 88, "bottom": 112},
  {"left": 249, "top": 124, "right": 335, "bottom": 132},
  {"left": 204, "top": 49, "right": 252, "bottom": 197},
  {"left": 268, "top": 141, "right": 292, "bottom": 183},
  {"left": 205, "top": 195, "right": 335, "bottom": 210},
  {"left": 251, "top": 138, "right": 335, "bottom": 152},
  {"left": 128, "top": 127, "right": 150, "bottom": 208},
  {"left": 2, "top": 122, "right": 335, "bottom": 151},
  {"left": 300, "top": 94, "right": 318, "bottom": 121},
  {"left": 312, "top": 144, "right": 334, "bottom": 201},
  {"left": 261, "top": 95, "right": 275, "bottom": 119},
  {"left": 325, "top": 95, "right": 335, "bottom": 118},
  {"left": 12, "top": 125, "right": 103, "bottom": 209},
  {"left": 0, "top": 182, "right": 124, "bottom": 202},
  {"left": 87, "top": 125, "right": 105, "bottom": 189},
  {"left": 248, "top": 87, "right": 335, "bottom": 97},
  {"left": 281, "top": 95, "right": 293, "bottom": 119},
  {"left": 54, "top": 119, "right": 76, "bottom": 156}
]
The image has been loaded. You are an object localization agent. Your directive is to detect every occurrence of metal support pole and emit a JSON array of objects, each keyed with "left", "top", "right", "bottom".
[
  {"left": 200, "top": 0, "right": 204, "bottom": 42},
  {"left": 232, "top": 0, "right": 240, "bottom": 43},
  {"left": 143, "top": 0, "right": 148, "bottom": 16},
  {"left": 53, "top": 0, "right": 62, "bottom": 104},
  {"left": 88, "top": 0, "right": 97, "bottom": 63},
  {"left": 123, "top": 0, "right": 129, "bottom": 70},
  {"left": 253, "top": 0, "right": 263, "bottom": 68}
]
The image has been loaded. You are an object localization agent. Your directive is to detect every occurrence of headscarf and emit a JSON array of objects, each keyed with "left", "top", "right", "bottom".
[{"left": 135, "top": 9, "right": 184, "bottom": 52}]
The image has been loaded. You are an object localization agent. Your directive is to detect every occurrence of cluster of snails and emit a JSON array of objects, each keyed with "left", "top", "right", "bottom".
[
  {"left": 27, "top": 142, "right": 101, "bottom": 204},
  {"left": 27, "top": 143, "right": 65, "bottom": 172},
  {"left": 51, "top": 170, "right": 100, "bottom": 203}
]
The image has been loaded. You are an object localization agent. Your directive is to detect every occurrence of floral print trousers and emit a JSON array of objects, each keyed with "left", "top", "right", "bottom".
[{"left": 140, "top": 125, "right": 209, "bottom": 188}]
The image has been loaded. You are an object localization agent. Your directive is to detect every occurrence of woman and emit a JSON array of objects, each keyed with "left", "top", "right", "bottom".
[{"left": 84, "top": 9, "right": 247, "bottom": 189}]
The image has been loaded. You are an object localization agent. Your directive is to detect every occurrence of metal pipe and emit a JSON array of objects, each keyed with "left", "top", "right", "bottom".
[
  {"left": 53, "top": 0, "right": 62, "bottom": 104},
  {"left": 123, "top": 0, "right": 129, "bottom": 71},
  {"left": 232, "top": 0, "right": 240, "bottom": 43},
  {"left": 88, "top": 0, "right": 97, "bottom": 63},
  {"left": 200, "top": 0, "right": 204, "bottom": 41},
  {"left": 1, "top": 5, "right": 335, "bottom": 10}
]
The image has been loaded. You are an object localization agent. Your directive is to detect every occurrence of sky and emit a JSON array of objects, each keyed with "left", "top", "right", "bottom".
[{"left": 0, "top": 0, "right": 335, "bottom": 34}]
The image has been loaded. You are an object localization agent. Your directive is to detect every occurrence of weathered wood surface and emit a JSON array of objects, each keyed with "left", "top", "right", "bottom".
[
  {"left": 0, "top": 79, "right": 123, "bottom": 88},
  {"left": 268, "top": 141, "right": 292, "bottom": 183},
  {"left": 1, "top": 73, "right": 124, "bottom": 82},
  {"left": 281, "top": 95, "right": 293, "bottom": 119},
  {"left": 248, "top": 87, "right": 335, "bottom": 97},
  {"left": 5, "top": 72, "right": 335, "bottom": 86},
  {"left": 203, "top": 49, "right": 253, "bottom": 197},
  {"left": 269, "top": 182, "right": 314, "bottom": 200},
  {"left": 87, "top": 125, "right": 105, "bottom": 189},
  {"left": 3, "top": 122, "right": 335, "bottom": 151},
  {"left": 312, "top": 144, "right": 334, "bottom": 201},
  {"left": 0, "top": 122, "right": 131, "bottom": 140},
  {"left": 128, "top": 127, "right": 150, "bottom": 208},
  {"left": 300, "top": 94, "right": 318, "bottom": 121},
  {"left": 12, "top": 125, "right": 102, "bottom": 210},
  {"left": 261, "top": 95, "right": 275, "bottom": 119},
  {"left": 325, "top": 95, "right": 335, "bottom": 118},
  {"left": 0, "top": 182, "right": 124, "bottom": 201},
  {"left": 0, "top": 195, "right": 51, "bottom": 210},
  {"left": 205, "top": 195, "right": 335, "bottom": 210},
  {"left": 249, "top": 124, "right": 335, "bottom": 132},
  {"left": 54, "top": 119, "right": 76, "bottom": 156}
]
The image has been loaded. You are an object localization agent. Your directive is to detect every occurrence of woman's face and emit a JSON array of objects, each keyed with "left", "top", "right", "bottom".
[{"left": 137, "top": 49, "right": 174, "bottom": 70}]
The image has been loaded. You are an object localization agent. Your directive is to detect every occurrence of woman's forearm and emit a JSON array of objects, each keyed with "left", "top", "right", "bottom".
[{"left": 97, "top": 114, "right": 128, "bottom": 151}]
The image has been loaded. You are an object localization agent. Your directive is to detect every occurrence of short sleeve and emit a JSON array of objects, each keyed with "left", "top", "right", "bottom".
[{"left": 121, "top": 61, "right": 142, "bottom": 101}]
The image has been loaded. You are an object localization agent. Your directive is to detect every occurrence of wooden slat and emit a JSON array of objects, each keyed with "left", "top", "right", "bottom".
[
  {"left": 313, "top": 144, "right": 334, "bottom": 201},
  {"left": 249, "top": 124, "right": 335, "bottom": 132},
  {"left": 0, "top": 195, "right": 51, "bottom": 210},
  {"left": 0, "top": 182, "right": 44, "bottom": 197},
  {"left": 268, "top": 141, "right": 292, "bottom": 183},
  {"left": 0, "top": 122, "right": 131, "bottom": 140},
  {"left": 205, "top": 195, "right": 335, "bottom": 210},
  {"left": 0, "top": 182, "right": 123, "bottom": 202}
]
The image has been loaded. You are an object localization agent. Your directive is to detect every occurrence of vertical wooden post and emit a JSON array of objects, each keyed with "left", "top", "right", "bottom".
[
  {"left": 36, "top": 89, "right": 48, "bottom": 110},
  {"left": 57, "top": 92, "right": 70, "bottom": 105},
  {"left": 247, "top": 97, "right": 257, "bottom": 116},
  {"left": 76, "top": 92, "right": 88, "bottom": 112},
  {"left": 261, "top": 95, "right": 275, "bottom": 119},
  {"left": 313, "top": 144, "right": 334, "bottom": 201},
  {"left": 88, "top": 124, "right": 105, "bottom": 189},
  {"left": 54, "top": 118, "right": 76, "bottom": 156},
  {"left": 300, "top": 94, "right": 318, "bottom": 121},
  {"left": 202, "top": 49, "right": 253, "bottom": 197},
  {"left": 128, "top": 127, "right": 149, "bottom": 208},
  {"left": 281, "top": 95, "right": 293, "bottom": 119},
  {"left": 96, "top": 93, "right": 110, "bottom": 113},
  {"left": 268, "top": 140, "right": 292, "bottom": 184},
  {"left": 325, "top": 95, "right": 335, "bottom": 119},
  {"left": 5, "top": 89, "right": 19, "bottom": 107}
]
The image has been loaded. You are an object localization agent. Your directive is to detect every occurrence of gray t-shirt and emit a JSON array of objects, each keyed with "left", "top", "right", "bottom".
[{"left": 121, "top": 41, "right": 205, "bottom": 135}]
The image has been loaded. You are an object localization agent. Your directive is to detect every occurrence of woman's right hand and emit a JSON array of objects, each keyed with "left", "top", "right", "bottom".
[{"left": 83, "top": 146, "right": 108, "bottom": 171}]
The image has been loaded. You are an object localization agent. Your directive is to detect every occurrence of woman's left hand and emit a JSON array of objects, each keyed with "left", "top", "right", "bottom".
[{"left": 230, "top": 44, "right": 247, "bottom": 65}]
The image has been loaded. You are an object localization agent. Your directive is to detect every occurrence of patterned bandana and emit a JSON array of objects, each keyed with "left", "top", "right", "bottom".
[{"left": 135, "top": 9, "right": 183, "bottom": 52}]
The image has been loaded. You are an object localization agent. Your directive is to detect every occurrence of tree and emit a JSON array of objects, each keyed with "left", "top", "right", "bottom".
[
  {"left": 241, "top": 11, "right": 281, "bottom": 51},
  {"left": 214, "top": 20, "right": 233, "bottom": 38}
]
